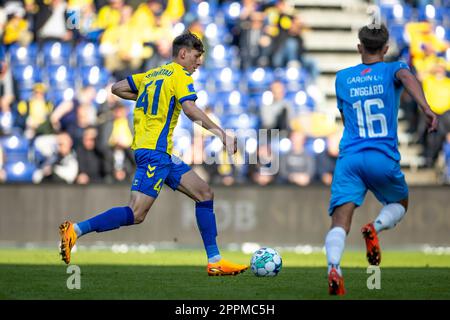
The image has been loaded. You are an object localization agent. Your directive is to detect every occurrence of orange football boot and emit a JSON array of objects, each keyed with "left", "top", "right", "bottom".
[
  {"left": 207, "top": 258, "right": 248, "bottom": 276},
  {"left": 361, "top": 222, "right": 381, "bottom": 266},
  {"left": 328, "top": 266, "right": 346, "bottom": 295},
  {"left": 59, "top": 221, "right": 77, "bottom": 264}
]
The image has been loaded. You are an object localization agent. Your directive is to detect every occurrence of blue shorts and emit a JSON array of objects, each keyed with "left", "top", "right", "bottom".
[
  {"left": 131, "top": 149, "right": 191, "bottom": 198},
  {"left": 328, "top": 150, "right": 408, "bottom": 215}
]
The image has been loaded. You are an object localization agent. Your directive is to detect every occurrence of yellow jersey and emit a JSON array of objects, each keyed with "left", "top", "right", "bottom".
[{"left": 127, "top": 62, "right": 197, "bottom": 154}]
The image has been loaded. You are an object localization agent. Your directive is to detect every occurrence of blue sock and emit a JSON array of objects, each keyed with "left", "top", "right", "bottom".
[
  {"left": 195, "top": 200, "right": 221, "bottom": 262},
  {"left": 74, "top": 206, "right": 135, "bottom": 237}
]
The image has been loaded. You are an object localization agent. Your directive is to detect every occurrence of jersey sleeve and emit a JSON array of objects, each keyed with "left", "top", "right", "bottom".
[
  {"left": 392, "top": 61, "right": 410, "bottom": 85},
  {"left": 174, "top": 70, "right": 197, "bottom": 104},
  {"left": 126, "top": 73, "right": 145, "bottom": 94}
]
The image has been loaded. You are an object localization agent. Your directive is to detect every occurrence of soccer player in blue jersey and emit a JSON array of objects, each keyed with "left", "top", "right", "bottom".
[
  {"left": 59, "top": 32, "right": 248, "bottom": 276},
  {"left": 325, "top": 24, "right": 438, "bottom": 295}
]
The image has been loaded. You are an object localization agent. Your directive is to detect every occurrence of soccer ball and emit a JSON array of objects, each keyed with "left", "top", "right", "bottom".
[{"left": 250, "top": 247, "right": 282, "bottom": 277}]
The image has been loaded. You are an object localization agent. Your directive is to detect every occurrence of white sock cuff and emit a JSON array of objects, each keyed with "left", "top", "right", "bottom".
[
  {"left": 384, "top": 203, "right": 406, "bottom": 217},
  {"left": 328, "top": 226, "right": 346, "bottom": 238}
]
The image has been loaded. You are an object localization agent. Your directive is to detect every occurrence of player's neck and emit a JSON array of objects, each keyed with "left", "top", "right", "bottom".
[{"left": 361, "top": 54, "right": 384, "bottom": 65}]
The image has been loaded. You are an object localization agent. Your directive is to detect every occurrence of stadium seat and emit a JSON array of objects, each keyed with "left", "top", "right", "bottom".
[
  {"left": 46, "top": 87, "right": 75, "bottom": 105},
  {"left": 207, "top": 44, "right": 239, "bottom": 69},
  {"left": 12, "top": 64, "right": 41, "bottom": 84},
  {"left": 45, "top": 65, "right": 75, "bottom": 90},
  {"left": 221, "top": 1, "right": 242, "bottom": 25},
  {"left": 42, "top": 41, "right": 72, "bottom": 66},
  {"left": 195, "top": 89, "right": 217, "bottom": 109},
  {"left": 212, "top": 67, "right": 241, "bottom": 92},
  {"left": 78, "top": 66, "right": 110, "bottom": 87},
  {"left": 76, "top": 42, "right": 102, "bottom": 67},
  {"left": 4, "top": 161, "right": 36, "bottom": 183},
  {"left": 0, "top": 134, "right": 29, "bottom": 164},
  {"left": 9, "top": 43, "right": 38, "bottom": 66},
  {"left": 286, "top": 91, "right": 315, "bottom": 112},
  {"left": 221, "top": 112, "right": 259, "bottom": 131},
  {"left": 418, "top": 4, "right": 445, "bottom": 23},
  {"left": 379, "top": 3, "right": 413, "bottom": 25},
  {"left": 274, "top": 66, "right": 309, "bottom": 87},
  {"left": 246, "top": 67, "right": 275, "bottom": 92}
]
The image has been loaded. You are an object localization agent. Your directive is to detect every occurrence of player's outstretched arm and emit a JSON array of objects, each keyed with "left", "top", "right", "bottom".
[
  {"left": 396, "top": 69, "right": 438, "bottom": 132},
  {"left": 111, "top": 79, "right": 138, "bottom": 101},
  {"left": 182, "top": 100, "right": 237, "bottom": 155}
]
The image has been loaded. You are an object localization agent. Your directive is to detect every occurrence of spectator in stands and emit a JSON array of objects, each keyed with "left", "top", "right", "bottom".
[
  {"left": 105, "top": 102, "right": 134, "bottom": 182},
  {"left": 421, "top": 60, "right": 450, "bottom": 167},
  {"left": 271, "top": 13, "right": 305, "bottom": 69},
  {"left": 36, "top": 131, "right": 79, "bottom": 183},
  {"left": 443, "top": 133, "right": 450, "bottom": 184},
  {"left": 76, "top": 126, "right": 108, "bottom": 184},
  {"left": 142, "top": 9, "right": 175, "bottom": 69},
  {"left": 280, "top": 131, "right": 314, "bottom": 186},
  {"left": 260, "top": 80, "right": 294, "bottom": 132},
  {"left": 50, "top": 86, "right": 97, "bottom": 148},
  {"left": 16, "top": 83, "right": 54, "bottom": 139},
  {"left": 0, "top": 43, "right": 15, "bottom": 136},
  {"left": 101, "top": 5, "right": 147, "bottom": 79},
  {"left": 35, "top": 0, "right": 73, "bottom": 43},
  {"left": 315, "top": 131, "right": 340, "bottom": 186},
  {"left": 238, "top": 11, "right": 270, "bottom": 69},
  {"left": 248, "top": 143, "right": 278, "bottom": 186},
  {"left": 2, "top": 2, "right": 32, "bottom": 46},
  {"left": 95, "top": 0, "right": 124, "bottom": 30}
]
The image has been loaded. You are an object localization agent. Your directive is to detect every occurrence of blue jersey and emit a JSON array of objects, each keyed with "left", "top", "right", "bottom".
[{"left": 335, "top": 61, "right": 409, "bottom": 161}]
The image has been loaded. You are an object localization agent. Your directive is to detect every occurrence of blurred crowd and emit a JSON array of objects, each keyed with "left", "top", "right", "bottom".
[
  {"left": 0, "top": 0, "right": 337, "bottom": 187},
  {"left": 0, "top": 0, "right": 449, "bottom": 186},
  {"left": 379, "top": 0, "right": 450, "bottom": 182}
]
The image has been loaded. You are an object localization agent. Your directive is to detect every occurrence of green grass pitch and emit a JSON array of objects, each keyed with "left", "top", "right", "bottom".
[{"left": 0, "top": 248, "right": 449, "bottom": 300}]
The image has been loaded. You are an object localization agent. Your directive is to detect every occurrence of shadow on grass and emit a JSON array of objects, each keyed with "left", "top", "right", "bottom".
[{"left": 0, "top": 265, "right": 449, "bottom": 300}]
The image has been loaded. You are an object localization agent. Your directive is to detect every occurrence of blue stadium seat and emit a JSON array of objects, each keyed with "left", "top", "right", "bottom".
[
  {"left": 195, "top": 89, "right": 217, "bottom": 109},
  {"left": 78, "top": 66, "right": 110, "bottom": 87},
  {"left": 45, "top": 65, "right": 75, "bottom": 90},
  {"left": 212, "top": 67, "right": 241, "bottom": 92},
  {"left": 274, "top": 66, "right": 309, "bottom": 86},
  {"left": 286, "top": 91, "right": 315, "bottom": 112},
  {"left": 18, "top": 88, "right": 34, "bottom": 101},
  {"left": 46, "top": 87, "right": 75, "bottom": 105},
  {"left": 9, "top": 43, "right": 38, "bottom": 66},
  {"left": 217, "top": 90, "right": 249, "bottom": 111},
  {"left": 76, "top": 42, "right": 102, "bottom": 67},
  {"left": 12, "top": 64, "right": 41, "bottom": 84},
  {"left": 0, "top": 134, "right": 29, "bottom": 164},
  {"left": 207, "top": 44, "right": 239, "bottom": 69},
  {"left": 246, "top": 67, "right": 275, "bottom": 92},
  {"left": 221, "top": 112, "right": 259, "bottom": 130},
  {"left": 42, "top": 41, "right": 72, "bottom": 66},
  {"left": 222, "top": 1, "right": 242, "bottom": 25},
  {"left": 4, "top": 161, "right": 36, "bottom": 183},
  {"left": 379, "top": 3, "right": 413, "bottom": 25},
  {"left": 418, "top": 4, "right": 445, "bottom": 23},
  {"left": 389, "top": 23, "right": 409, "bottom": 49}
]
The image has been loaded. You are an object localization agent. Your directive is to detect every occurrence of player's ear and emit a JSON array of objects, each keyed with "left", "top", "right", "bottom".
[
  {"left": 179, "top": 48, "right": 186, "bottom": 60},
  {"left": 357, "top": 43, "right": 362, "bottom": 54},
  {"left": 382, "top": 44, "right": 389, "bottom": 55}
]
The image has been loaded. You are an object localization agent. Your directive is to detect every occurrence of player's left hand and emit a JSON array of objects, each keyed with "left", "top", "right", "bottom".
[{"left": 223, "top": 134, "right": 237, "bottom": 155}]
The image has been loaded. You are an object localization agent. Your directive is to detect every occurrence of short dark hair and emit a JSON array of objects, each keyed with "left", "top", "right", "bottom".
[
  {"left": 358, "top": 24, "right": 389, "bottom": 54},
  {"left": 172, "top": 32, "right": 205, "bottom": 57}
]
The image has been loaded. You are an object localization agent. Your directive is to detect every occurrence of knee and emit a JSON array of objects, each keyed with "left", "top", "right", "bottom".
[
  {"left": 197, "top": 186, "right": 214, "bottom": 202},
  {"left": 128, "top": 202, "right": 149, "bottom": 224}
]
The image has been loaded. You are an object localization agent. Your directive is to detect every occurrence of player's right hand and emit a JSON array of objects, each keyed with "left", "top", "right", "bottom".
[
  {"left": 223, "top": 134, "right": 237, "bottom": 155},
  {"left": 424, "top": 109, "right": 438, "bottom": 133}
]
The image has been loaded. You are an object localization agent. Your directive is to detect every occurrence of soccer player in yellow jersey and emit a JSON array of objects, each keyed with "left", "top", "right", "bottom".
[{"left": 59, "top": 32, "right": 248, "bottom": 276}]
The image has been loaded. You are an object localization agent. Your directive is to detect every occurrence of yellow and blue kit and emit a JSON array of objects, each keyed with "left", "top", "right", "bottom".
[{"left": 127, "top": 62, "right": 196, "bottom": 198}]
